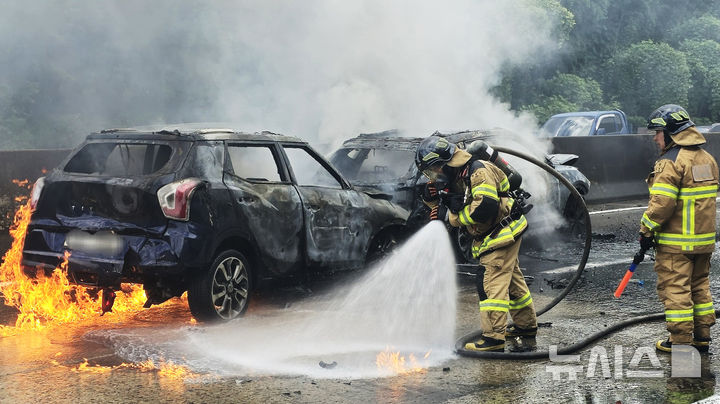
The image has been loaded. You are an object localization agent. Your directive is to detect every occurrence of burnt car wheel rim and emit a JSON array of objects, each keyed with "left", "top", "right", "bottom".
[
  {"left": 211, "top": 257, "right": 249, "bottom": 319},
  {"left": 376, "top": 236, "right": 396, "bottom": 255}
]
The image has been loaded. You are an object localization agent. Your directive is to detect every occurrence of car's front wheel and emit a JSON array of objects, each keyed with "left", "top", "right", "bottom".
[
  {"left": 562, "top": 186, "right": 588, "bottom": 237},
  {"left": 365, "top": 230, "right": 400, "bottom": 266},
  {"left": 188, "top": 249, "right": 252, "bottom": 322}
]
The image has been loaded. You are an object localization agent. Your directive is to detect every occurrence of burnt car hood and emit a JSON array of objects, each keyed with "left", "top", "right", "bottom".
[{"left": 356, "top": 185, "right": 398, "bottom": 201}]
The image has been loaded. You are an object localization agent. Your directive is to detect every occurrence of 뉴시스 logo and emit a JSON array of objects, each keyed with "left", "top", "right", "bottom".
[{"left": 545, "top": 344, "right": 701, "bottom": 381}]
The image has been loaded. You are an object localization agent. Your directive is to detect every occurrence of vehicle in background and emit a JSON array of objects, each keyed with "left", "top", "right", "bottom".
[
  {"left": 329, "top": 129, "right": 591, "bottom": 263},
  {"left": 696, "top": 123, "right": 720, "bottom": 133},
  {"left": 22, "top": 126, "right": 409, "bottom": 322},
  {"left": 539, "top": 110, "right": 631, "bottom": 137}
]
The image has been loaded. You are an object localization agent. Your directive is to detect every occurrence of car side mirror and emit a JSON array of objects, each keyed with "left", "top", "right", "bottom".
[{"left": 595, "top": 127, "right": 606, "bottom": 136}]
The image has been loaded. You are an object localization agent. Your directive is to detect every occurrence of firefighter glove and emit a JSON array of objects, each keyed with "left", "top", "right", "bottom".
[
  {"left": 429, "top": 204, "right": 448, "bottom": 221},
  {"left": 444, "top": 193, "right": 465, "bottom": 214},
  {"left": 422, "top": 183, "right": 440, "bottom": 203},
  {"left": 639, "top": 233, "right": 655, "bottom": 251}
]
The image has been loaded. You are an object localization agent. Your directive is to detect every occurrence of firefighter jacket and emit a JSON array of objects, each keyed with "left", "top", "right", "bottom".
[
  {"left": 442, "top": 149, "right": 528, "bottom": 258},
  {"left": 640, "top": 127, "right": 719, "bottom": 254}
]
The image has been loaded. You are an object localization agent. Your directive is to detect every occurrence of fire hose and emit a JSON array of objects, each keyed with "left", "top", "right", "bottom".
[{"left": 455, "top": 146, "right": 720, "bottom": 359}]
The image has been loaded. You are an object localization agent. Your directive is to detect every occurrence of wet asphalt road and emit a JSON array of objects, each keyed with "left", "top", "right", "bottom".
[{"left": 1, "top": 202, "right": 720, "bottom": 404}]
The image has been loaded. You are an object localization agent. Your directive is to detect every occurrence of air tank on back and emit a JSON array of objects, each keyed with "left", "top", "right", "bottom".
[{"left": 465, "top": 140, "right": 522, "bottom": 191}]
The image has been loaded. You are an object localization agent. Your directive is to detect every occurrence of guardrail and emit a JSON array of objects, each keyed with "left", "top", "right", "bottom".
[
  {"left": 551, "top": 132, "right": 720, "bottom": 203},
  {"left": 0, "top": 149, "right": 71, "bottom": 235},
  {"left": 0, "top": 149, "right": 71, "bottom": 193},
  {"left": 2, "top": 134, "right": 720, "bottom": 205}
]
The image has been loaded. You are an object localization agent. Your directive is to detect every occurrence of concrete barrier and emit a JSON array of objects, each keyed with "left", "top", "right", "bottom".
[
  {"left": 0, "top": 148, "right": 71, "bottom": 193},
  {"left": 3, "top": 133, "right": 720, "bottom": 207},
  {"left": 551, "top": 133, "right": 720, "bottom": 203},
  {"left": 0, "top": 149, "right": 71, "bottom": 234}
]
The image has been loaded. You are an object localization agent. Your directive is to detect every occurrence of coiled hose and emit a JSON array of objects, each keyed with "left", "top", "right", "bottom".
[{"left": 455, "top": 146, "right": 715, "bottom": 359}]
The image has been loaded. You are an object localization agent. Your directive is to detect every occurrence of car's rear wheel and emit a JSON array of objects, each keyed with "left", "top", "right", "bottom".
[{"left": 188, "top": 249, "right": 252, "bottom": 322}]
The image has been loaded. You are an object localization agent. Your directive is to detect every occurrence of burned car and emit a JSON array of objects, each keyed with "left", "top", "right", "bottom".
[
  {"left": 22, "top": 127, "right": 408, "bottom": 321},
  {"left": 329, "top": 129, "right": 590, "bottom": 262}
]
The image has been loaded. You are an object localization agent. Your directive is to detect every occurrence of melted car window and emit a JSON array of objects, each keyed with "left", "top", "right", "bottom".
[
  {"left": 64, "top": 143, "right": 173, "bottom": 175},
  {"left": 227, "top": 145, "right": 282, "bottom": 182},
  {"left": 283, "top": 147, "right": 342, "bottom": 188},
  {"left": 333, "top": 148, "right": 414, "bottom": 183}
]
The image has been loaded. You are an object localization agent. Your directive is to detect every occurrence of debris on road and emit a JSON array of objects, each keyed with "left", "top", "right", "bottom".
[{"left": 319, "top": 361, "right": 337, "bottom": 369}]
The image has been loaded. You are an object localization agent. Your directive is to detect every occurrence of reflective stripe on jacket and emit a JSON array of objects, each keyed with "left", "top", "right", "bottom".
[
  {"left": 471, "top": 208, "right": 527, "bottom": 258},
  {"left": 640, "top": 128, "right": 719, "bottom": 253},
  {"left": 448, "top": 158, "right": 527, "bottom": 257}
]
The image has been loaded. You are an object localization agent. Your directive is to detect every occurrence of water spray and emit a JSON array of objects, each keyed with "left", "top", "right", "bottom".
[{"left": 89, "top": 220, "right": 459, "bottom": 379}]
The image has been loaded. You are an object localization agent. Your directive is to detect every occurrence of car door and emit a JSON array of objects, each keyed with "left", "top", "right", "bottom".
[
  {"left": 280, "top": 144, "right": 371, "bottom": 267},
  {"left": 595, "top": 113, "right": 623, "bottom": 135},
  {"left": 224, "top": 142, "right": 304, "bottom": 275}
]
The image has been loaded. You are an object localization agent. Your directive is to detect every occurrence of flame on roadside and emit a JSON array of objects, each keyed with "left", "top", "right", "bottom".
[
  {"left": 375, "top": 347, "right": 431, "bottom": 375},
  {"left": 56, "top": 357, "right": 192, "bottom": 379},
  {"left": 0, "top": 200, "right": 147, "bottom": 335}
]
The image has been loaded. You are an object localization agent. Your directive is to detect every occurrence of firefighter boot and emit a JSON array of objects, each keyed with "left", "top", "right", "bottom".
[
  {"left": 464, "top": 336, "right": 505, "bottom": 352},
  {"left": 693, "top": 337, "right": 711, "bottom": 353},
  {"left": 656, "top": 338, "right": 695, "bottom": 353},
  {"left": 656, "top": 338, "right": 673, "bottom": 353},
  {"left": 505, "top": 325, "right": 538, "bottom": 338},
  {"left": 693, "top": 327, "right": 711, "bottom": 353}
]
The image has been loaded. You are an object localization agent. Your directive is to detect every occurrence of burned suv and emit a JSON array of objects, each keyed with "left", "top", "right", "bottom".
[
  {"left": 22, "top": 127, "right": 408, "bottom": 321},
  {"left": 329, "top": 129, "right": 590, "bottom": 262}
]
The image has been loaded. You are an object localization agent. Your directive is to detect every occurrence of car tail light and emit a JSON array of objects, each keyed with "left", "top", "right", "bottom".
[
  {"left": 157, "top": 178, "right": 202, "bottom": 221},
  {"left": 30, "top": 177, "right": 45, "bottom": 211}
]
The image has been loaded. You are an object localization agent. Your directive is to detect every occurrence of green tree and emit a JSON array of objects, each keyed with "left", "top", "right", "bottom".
[
  {"left": 531, "top": 0, "right": 576, "bottom": 44},
  {"left": 522, "top": 73, "right": 615, "bottom": 122},
  {"left": 559, "top": 0, "right": 610, "bottom": 74},
  {"left": 679, "top": 39, "right": 720, "bottom": 122},
  {"left": 604, "top": 40, "right": 690, "bottom": 118},
  {"left": 522, "top": 95, "right": 578, "bottom": 123},
  {"left": 542, "top": 73, "right": 605, "bottom": 109},
  {"left": 668, "top": 14, "right": 720, "bottom": 45},
  {"left": 491, "top": 0, "right": 575, "bottom": 110}
]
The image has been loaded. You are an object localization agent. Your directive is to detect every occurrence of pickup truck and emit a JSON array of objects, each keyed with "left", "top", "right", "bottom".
[{"left": 539, "top": 110, "right": 632, "bottom": 137}]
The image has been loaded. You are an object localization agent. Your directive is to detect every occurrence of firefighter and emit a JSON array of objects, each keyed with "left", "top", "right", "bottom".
[
  {"left": 415, "top": 134, "right": 537, "bottom": 352},
  {"left": 642, "top": 104, "right": 718, "bottom": 353}
]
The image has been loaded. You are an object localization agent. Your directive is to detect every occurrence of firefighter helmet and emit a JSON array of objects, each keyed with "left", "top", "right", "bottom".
[
  {"left": 647, "top": 104, "right": 695, "bottom": 135},
  {"left": 415, "top": 135, "right": 456, "bottom": 173}
]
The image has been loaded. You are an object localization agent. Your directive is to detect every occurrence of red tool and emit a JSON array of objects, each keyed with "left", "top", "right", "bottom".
[{"left": 614, "top": 249, "right": 647, "bottom": 298}]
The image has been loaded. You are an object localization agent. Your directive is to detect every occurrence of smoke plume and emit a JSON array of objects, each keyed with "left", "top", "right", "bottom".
[{"left": 0, "top": 0, "right": 561, "bottom": 150}]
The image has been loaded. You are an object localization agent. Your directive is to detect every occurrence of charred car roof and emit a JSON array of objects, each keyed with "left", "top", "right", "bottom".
[
  {"left": 339, "top": 128, "right": 504, "bottom": 150},
  {"left": 88, "top": 126, "right": 304, "bottom": 143}
]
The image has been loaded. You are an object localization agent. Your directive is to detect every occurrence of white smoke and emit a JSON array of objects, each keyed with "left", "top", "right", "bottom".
[{"left": 0, "top": 0, "right": 562, "bottom": 150}]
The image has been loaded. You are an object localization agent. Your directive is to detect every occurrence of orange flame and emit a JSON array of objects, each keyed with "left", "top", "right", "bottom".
[
  {"left": 375, "top": 347, "right": 430, "bottom": 375},
  {"left": 0, "top": 199, "right": 148, "bottom": 335},
  {"left": 11, "top": 179, "right": 30, "bottom": 188},
  {"left": 61, "top": 358, "right": 192, "bottom": 379}
]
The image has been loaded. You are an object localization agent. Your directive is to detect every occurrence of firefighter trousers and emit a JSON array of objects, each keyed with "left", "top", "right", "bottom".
[
  {"left": 476, "top": 237, "right": 537, "bottom": 340},
  {"left": 655, "top": 250, "right": 716, "bottom": 344}
]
